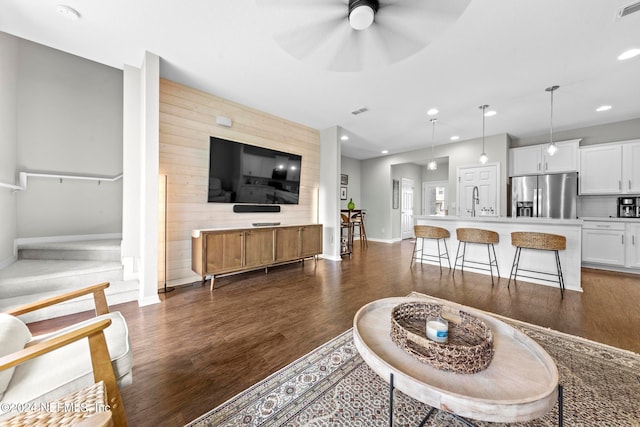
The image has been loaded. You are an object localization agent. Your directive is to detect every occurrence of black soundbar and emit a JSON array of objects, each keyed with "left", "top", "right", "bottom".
[{"left": 233, "top": 205, "right": 281, "bottom": 213}]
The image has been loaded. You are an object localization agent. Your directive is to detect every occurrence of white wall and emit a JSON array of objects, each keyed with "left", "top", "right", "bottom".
[
  {"left": 15, "top": 39, "right": 123, "bottom": 238},
  {"left": 0, "top": 33, "right": 19, "bottom": 266},
  {"left": 360, "top": 133, "right": 509, "bottom": 240},
  {"left": 340, "top": 155, "right": 361, "bottom": 210}
]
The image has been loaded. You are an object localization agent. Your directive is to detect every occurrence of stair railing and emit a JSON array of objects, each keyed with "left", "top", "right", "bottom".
[{"left": 0, "top": 171, "right": 123, "bottom": 191}]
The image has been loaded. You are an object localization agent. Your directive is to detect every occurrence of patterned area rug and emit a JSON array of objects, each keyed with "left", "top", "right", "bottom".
[{"left": 186, "top": 294, "right": 640, "bottom": 426}]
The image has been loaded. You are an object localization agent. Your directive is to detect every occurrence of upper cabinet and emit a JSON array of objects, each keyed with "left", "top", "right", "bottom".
[
  {"left": 579, "top": 139, "right": 640, "bottom": 195},
  {"left": 509, "top": 139, "right": 580, "bottom": 176}
]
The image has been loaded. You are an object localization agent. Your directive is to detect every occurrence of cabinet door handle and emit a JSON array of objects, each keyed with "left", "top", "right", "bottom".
[
  {"left": 633, "top": 235, "right": 636, "bottom": 245},
  {"left": 622, "top": 235, "right": 624, "bottom": 245},
  {"left": 538, "top": 163, "right": 541, "bottom": 171},
  {"left": 629, "top": 180, "right": 632, "bottom": 190},
  {"left": 545, "top": 162, "right": 548, "bottom": 171},
  {"left": 619, "top": 180, "right": 622, "bottom": 190}
]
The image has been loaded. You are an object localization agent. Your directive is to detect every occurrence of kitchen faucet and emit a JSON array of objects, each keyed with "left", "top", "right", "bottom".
[{"left": 471, "top": 186, "right": 479, "bottom": 217}]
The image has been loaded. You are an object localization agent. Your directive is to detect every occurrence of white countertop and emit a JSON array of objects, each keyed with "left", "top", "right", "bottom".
[{"left": 414, "top": 215, "right": 583, "bottom": 226}]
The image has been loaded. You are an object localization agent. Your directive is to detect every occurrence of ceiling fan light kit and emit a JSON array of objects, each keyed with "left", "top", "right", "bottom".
[{"left": 349, "top": 0, "right": 379, "bottom": 30}]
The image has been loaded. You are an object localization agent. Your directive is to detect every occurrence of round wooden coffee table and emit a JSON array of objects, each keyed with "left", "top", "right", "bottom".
[{"left": 353, "top": 297, "right": 560, "bottom": 424}]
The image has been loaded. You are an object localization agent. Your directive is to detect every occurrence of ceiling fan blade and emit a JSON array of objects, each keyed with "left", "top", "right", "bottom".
[{"left": 273, "top": 15, "right": 346, "bottom": 62}]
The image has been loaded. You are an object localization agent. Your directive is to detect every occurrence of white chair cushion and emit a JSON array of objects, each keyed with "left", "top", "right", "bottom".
[
  {"left": 0, "top": 314, "right": 32, "bottom": 400},
  {"left": 0, "top": 311, "right": 132, "bottom": 419}
]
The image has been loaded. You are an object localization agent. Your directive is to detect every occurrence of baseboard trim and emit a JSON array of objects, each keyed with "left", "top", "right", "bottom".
[
  {"left": 138, "top": 295, "right": 161, "bottom": 307},
  {"left": 0, "top": 255, "right": 17, "bottom": 269},
  {"left": 366, "top": 237, "right": 400, "bottom": 244},
  {"left": 15, "top": 233, "right": 123, "bottom": 246}
]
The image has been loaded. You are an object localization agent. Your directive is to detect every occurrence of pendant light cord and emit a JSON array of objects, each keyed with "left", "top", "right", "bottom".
[
  {"left": 431, "top": 118, "right": 436, "bottom": 156},
  {"left": 550, "top": 88, "right": 554, "bottom": 145}
]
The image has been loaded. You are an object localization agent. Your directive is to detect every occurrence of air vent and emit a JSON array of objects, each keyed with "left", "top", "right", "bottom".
[
  {"left": 351, "top": 107, "right": 369, "bottom": 115},
  {"left": 618, "top": 0, "right": 640, "bottom": 17}
]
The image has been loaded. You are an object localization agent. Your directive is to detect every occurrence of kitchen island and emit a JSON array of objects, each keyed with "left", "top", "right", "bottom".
[{"left": 414, "top": 215, "right": 582, "bottom": 292}]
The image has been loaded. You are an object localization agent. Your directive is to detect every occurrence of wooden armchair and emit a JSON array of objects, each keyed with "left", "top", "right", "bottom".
[{"left": 0, "top": 282, "right": 129, "bottom": 426}]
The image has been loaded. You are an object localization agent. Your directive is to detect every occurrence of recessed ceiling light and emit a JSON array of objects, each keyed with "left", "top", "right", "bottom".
[
  {"left": 450, "top": 135, "right": 460, "bottom": 141},
  {"left": 56, "top": 4, "right": 81, "bottom": 20},
  {"left": 341, "top": 135, "right": 349, "bottom": 141},
  {"left": 596, "top": 105, "right": 612, "bottom": 112},
  {"left": 427, "top": 108, "right": 439, "bottom": 116},
  {"left": 381, "top": 150, "right": 389, "bottom": 154},
  {"left": 617, "top": 48, "right": 640, "bottom": 60},
  {"left": 484, "top": 110, "right": 497, "bottom": 117}
]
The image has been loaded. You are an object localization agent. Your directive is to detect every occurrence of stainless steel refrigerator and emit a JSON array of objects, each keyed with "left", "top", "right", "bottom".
[{"left": 510, "top": 173, "right": 578, "bottom": 219}]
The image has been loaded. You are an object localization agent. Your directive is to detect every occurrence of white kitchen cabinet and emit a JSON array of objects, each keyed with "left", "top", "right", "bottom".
[
  {"left": 579, "top": 144, "right": 622, "bottom": 194},
  {"left": 509, "top": 139, "right": 579, "bottom": 177},
  {"left": 626, "top": 222, "right": 640, "bottom": 269},
  {"left": 582, "top": 222, "right": 626, "bottom": 266},
  {"left": 509, "top": 145, "right": 541, "bottom": 176},
  {"left": 579, "top": 139, "right": 640, "bottom": 195},
  {"left": 622, "top": 141, "right": 640, "bottom": 193}
]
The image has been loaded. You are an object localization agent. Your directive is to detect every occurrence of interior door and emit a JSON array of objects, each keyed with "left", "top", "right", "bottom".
[
  {"left": 458, "top": 164, "right": 498, "bottom": 217},
  {"left": 401, "top": 178, "right": 414, "bottom": 239}
]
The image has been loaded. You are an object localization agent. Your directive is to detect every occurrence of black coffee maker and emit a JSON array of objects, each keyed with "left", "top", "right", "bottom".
[{"left": 617, "top": 196, "right": 640, "bottom": 218}]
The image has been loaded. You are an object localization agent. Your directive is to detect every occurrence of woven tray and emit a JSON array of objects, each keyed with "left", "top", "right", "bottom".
[{"left": 390, "top": 302, "right": 494, "bottom": 374}]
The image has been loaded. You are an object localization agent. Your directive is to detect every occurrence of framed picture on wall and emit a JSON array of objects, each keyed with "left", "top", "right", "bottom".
[
  {"left": 341, "top": 174, "right": 348, "bottom": 185},
  {"left": 392, "top": 179, "right": 399, "bottom": 209},
  {"left": 340, "top": 186, "right": 347, "bottom": 200}
]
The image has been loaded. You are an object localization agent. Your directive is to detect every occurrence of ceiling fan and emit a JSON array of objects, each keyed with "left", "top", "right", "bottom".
[{"left": 258, "top": 0, "right": 472, "bottom": 72}]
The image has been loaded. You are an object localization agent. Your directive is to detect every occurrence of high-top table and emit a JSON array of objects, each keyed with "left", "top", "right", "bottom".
[{"left": 353, "top": 297, "right": 561, "bottom": 425}]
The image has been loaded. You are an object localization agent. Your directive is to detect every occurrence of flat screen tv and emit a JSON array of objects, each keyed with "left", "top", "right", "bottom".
[{"left": 208, "top": 136, "right": 302, "bottom": 204}]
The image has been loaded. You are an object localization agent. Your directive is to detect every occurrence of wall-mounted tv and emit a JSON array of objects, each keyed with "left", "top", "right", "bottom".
[{"left": 208, "top": 136, "right": 302, "bottom": 204}]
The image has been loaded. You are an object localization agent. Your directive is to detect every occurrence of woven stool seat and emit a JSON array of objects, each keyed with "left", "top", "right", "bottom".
[
  {"left": 509, "top": 232, "right": 567, "bottom": 298},
  {"left": 511, "top": 232, "right": 566, "bottom": 251},
  {"left": 456, "top": 228, "right": 499, "bottom": 244},
  {"left": 453, "top": 228, "right": 500, "bottom": 284},
  {"left": 411, "top": 225, "right": 451, "bottom": 274}
]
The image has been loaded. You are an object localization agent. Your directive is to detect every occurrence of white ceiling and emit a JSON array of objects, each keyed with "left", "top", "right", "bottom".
[{"left": 2, "top": 0, "right": 639, "bottom": 159}]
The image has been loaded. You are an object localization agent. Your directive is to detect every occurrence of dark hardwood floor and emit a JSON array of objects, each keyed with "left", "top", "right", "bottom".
[{"left": 28, "top": 239, "right": 640, "bottom": 427}]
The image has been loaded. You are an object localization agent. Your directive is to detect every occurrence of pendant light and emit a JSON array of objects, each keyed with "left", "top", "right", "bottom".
[
  {"left": 427, "top": 118, "right": 438, "bottom": 170},
  {"left": 479, "top": 105, "right": 489, "bottom": 164},
  {"left": 546, "top": 85, "right": 559, "bottom": 156}
]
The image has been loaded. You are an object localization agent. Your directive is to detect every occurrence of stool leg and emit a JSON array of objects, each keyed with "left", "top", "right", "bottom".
[
  {"left": 410, "top": 238, "right": 418, "bottom": 269},
  {"left": 508, "top": 247, "right": 520, "bottom": 288},
  {"left": 555, "top": 250, "right": 565, "bottom": 299},
  {"left": 486, "top": 243, "right": 495, "bottom": 285},
  {"left": 361, "top": 220, "right": 368, "bottom": 247},
  {"left": 453, "top": 241, "right": 463, "bottom": 277},
  {"left": 443, "top": 239, "right": 451, "bottom": 269},
  {"left": 461, "top": 242, "right": 467, "bottom": 272},
  {"left": 491, "top": 243, "right": 500, "bottom": 278},
  {"left": 436, "top": 238, "right": 443, "bottom": 275},
  {"left": 420, "top": 238, "right": 425, "bottom": 269}
]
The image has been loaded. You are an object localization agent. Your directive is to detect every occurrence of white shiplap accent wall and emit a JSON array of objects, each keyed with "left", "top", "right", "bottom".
[{"left": 159, "top": 79, "right": 320, "bottom": 286}]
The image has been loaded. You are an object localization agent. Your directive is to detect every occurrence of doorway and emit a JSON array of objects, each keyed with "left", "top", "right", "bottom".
[
  {"left": 401, "top": 178, "right": 414, "bottom": 239},
  {"left": 422, "top": 181, "right": 448, "bottom": 215}
]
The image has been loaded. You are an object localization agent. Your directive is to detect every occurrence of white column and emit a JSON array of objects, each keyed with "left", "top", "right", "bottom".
[
  {"left": 137, "top": 52, "right": 161, "bottom": 306},
  {"left": 319, "top": 126, "right": 342, "bottom": 261}
]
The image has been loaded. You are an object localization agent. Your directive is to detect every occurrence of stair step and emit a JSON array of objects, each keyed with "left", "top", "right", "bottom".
[
  {"left": 1, "top": 239, "right": 139, "bottom": 322},
  {"left": 18, "top": 239, "right": 121, "bottom": 262}
]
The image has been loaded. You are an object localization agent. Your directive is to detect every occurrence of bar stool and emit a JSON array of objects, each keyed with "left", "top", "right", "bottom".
[
  {"left": 453, "top": 228, "right": 500, "bottom": 284},
  {"left": 410, "top": 225, "right": 451, "bottom": 274},
  {"left": 508, "top": 232, "right": 567, "bottom": 298},
  {"left": 340, "top": 213, "right": 353, "bottom": 256},
  {"left": 351, "top": 211, "right": 368, "bottom": 247}
]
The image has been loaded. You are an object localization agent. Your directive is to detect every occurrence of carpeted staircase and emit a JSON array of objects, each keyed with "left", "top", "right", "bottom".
[{"left": 0, "top": 239, "right": 138, "bottom": 322}]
